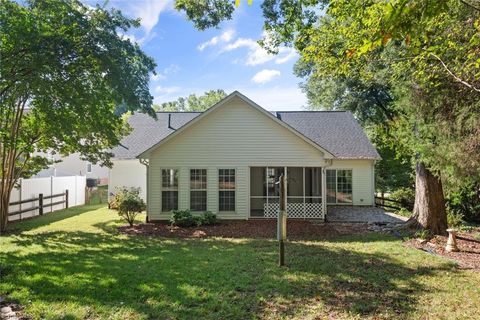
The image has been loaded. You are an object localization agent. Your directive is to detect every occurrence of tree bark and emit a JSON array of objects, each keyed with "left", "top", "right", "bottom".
[
  {"left": 0, "top": 185, "right": 12, "bottom": 235},
  {"left": 408, "top": 161, "right": 448, "bottom": 235}
]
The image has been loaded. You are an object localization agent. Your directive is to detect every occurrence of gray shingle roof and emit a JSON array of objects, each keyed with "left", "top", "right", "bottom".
[
  {"left": 111, "top": 112, "right": 201, "bottom": 159},
  {"left": 276, "top": 111, "right": 380, "bottom": 159},
  {"left": 111, "top": 110, "right": 379, "bottom": 160}
]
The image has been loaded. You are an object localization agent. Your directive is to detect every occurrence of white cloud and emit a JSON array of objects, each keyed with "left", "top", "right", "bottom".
[
  {"left": 154, "top": 85, "right": 181, "bottom": 94},
  {"left": 126, "top": 1, "right": 171, "bottom": 34},
  {"left": 198, "top": 29, "right": 235, "bottom": 51},
  {"left": 251, "top": 69, "right": 281, "bottom": 84},
  {"left": 275, "top": 48, "right": 297, "bottom": 64},
  {"left": 222, "top": 37, "right": 297, "bottom": 66},
  {"left": 108, "top": 0, "right": 172, "bottom": 44},
  {"left": 151, "top": 64, "right": 180, "bottom": 81}
]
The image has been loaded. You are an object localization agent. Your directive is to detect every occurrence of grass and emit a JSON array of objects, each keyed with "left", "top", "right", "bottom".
[{"left": 1, "top": 205, "right": 480, "bottom": 319}]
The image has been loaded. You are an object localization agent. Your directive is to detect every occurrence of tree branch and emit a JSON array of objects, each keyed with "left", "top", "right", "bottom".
[{"left": 431, "top": 53, "right": 480, "bottom": 93}]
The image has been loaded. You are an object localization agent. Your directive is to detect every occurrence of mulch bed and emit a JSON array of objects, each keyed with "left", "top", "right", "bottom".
[
  {"left": 118, "top": 220, "right": 371, "bottom": 240},
  {"left": 406, "top": 231, "right": 480, "bottom": 270}
]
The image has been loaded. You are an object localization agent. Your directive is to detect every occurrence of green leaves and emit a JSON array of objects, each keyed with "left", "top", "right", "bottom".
[{"left": 154, "top": 89, "right": 227, "bottom": 112}]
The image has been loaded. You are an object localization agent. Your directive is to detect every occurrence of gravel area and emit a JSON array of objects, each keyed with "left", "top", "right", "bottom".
[
  {"left": 119, "top": 220, "right": 372, "bottom": 239},
  {"left": 327, "top": 206, "right": 407, "bottom": 223},
  {"left": 406, "top": 231, "right": 480, "bottom": 270}
]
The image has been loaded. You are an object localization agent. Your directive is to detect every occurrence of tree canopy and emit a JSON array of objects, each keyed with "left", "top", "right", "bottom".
[
  {"left": 154, "top": 89, "right": 227, "bottom": 112},
  {"left": 0, "top": 0, "right": 156, "bottom": 232}
]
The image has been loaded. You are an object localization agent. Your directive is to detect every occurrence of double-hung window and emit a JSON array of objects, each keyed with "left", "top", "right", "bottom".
[
  {"left": 326, "top": 169, "right": 353, "bottom": 204},
  {"left": 219, "top": 169, "right": 235, "bottom": 212},
  {"left": 190, "top": 169, "right": 207, "bottom": 211},
  {"left": 162, "top": 169, "right": 178, "bottom": 212}
]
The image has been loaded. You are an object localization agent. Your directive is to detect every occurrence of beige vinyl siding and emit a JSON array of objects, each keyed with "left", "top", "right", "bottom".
[
  {"left": 147, "top": 97, "right": 330, "bottom": 220},
  {"left": 329, "top": 159, "right": 374, "bottom": 205},
  {"left": 207, "top": 167, "right": 218, "bottom": 213}
]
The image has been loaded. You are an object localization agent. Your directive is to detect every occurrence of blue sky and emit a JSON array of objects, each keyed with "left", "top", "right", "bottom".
[{"left": 85, "top": 0, "right": 307, "bottom": 111}]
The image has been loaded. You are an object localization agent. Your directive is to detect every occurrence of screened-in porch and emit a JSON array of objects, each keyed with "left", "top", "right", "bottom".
[
  {"left": 249, "top": 166, "right": 353, "bottom": 219},
  {"left": 250, "top": 167, "right": 325, "bottom": 219}
]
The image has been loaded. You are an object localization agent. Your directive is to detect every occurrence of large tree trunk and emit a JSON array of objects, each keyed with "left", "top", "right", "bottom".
[
  {"left": 0, "top": 186, "right": 12, "bottom": 235},
  {"left": 408, "top": 162, "right": 448, "bottom": 235}
]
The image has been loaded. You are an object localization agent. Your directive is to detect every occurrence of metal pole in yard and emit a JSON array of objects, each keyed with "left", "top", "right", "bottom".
[{"left": 278, "top": 174, "right": 287, "bottom": 266}]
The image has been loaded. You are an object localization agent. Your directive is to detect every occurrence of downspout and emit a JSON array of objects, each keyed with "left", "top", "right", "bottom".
[
  {"left": 139, "top": 158, "right": 149, "bottom": 223},
  {"left": 322, "top": 159, "right": 333, "bottom": 221}
]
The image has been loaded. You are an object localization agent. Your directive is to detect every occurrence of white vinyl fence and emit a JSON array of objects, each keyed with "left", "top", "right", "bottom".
[{"left": 8, "top": 175, "right": 86, "bottom": 221}]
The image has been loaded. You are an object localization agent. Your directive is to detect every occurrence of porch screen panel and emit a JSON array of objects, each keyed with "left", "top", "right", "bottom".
[
  {"left": 250, "top": 167, "right": 266, "bottom": 217},
  {"left": 267, "top": 167, "right": 284, "bottom": 197},
  {"left": 162, "top": 169, "right": 178, "bottom": 212},
  {"left": 287, "top": 167, "right": 303, "bottom": 197},
  {"left": 219, "top": 169, "right": 235, "bottom": 212},
  {"left": 305, "top": 167, "right": 322, "bottom": 204},
  {"left": 190, "top": 169, "right": 207, "bottom": 211}
]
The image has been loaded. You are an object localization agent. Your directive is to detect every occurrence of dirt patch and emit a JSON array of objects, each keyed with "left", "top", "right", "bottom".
[
  {"left": 118, "top": 220, "right": 371, "bottom": 240},
  {"left": 406, "top": 231, "right": 480, "bottom": 270}
]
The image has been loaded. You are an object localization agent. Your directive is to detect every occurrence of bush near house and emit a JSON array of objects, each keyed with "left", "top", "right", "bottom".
[
  {"left": 110, "top": 187, "right": 146, "bottom": 226},
  {"left": 170, "top": 210, "right": 218, "bottom": 227}
]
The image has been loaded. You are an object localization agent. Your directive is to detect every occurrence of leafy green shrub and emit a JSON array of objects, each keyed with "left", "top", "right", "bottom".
[
  {"left": 396, "top": 208, "right": 412, "bottom": 218},
  {"left": 446, "top": 181, "right": 480, "bottom": 223},
  {"left": 170, "top": 210, "right": 201, "bottom": 227},
  {"left": 447, "top": 211, "right": 464, "bottom": 228},
  {"left": 414, "top": 229, "right": 432, "bottom": 240},
  {"left": 389, "top": 187, "right": 415, "bottom": 210},
  {"left": 111, "top": 187, "right": 146, "bottom": 226},
  {"left": 201, "top": 211, "right": 218, "bottom": 225}
]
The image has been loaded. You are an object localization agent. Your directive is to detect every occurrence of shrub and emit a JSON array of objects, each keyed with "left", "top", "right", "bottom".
[
  {"left": 446, "top": 181, "right": 480, "bottom": 223},
  {"left": 201, "top": 211, "right": 217, "bottom": 225},
  {"left": 447, "top": 211, "right": 464, "bottom": 228},
  {"left": 396, "top": 208, "right": 412, "bottom": 218},
  {"left": 111, "top": 187, "right": 146, "bottom": 226},
  {"left": 414, "top": 229, "right": 432, "bottom": 240},
  {"left": 170, "top": 210, "right": 201, "bottom": 227},
  {"left": 389, "top": 187, "right": 415, "bottom": 210}
]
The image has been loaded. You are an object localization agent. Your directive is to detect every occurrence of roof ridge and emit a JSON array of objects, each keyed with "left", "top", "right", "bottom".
[
  {"left": 154, "top": 111, "right": 203, "bottom": 113},
  {"left": 275, "top": 110, "right": 349, "bottom": 113}
]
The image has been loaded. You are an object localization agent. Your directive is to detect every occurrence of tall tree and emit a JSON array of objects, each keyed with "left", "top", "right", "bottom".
[
  {"left": 175, "top": 0, "right": 480, "bottom": 234},
  {"left": 154, "top": 89, "right": 227, "bottom": 111},
  {"left": 0, "top": 0, "right": 156, "bottom": 233}
]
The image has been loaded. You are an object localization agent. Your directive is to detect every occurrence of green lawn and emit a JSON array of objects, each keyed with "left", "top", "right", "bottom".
[{"left": 1, "top": 205, "right": 479, "bottom": 319}]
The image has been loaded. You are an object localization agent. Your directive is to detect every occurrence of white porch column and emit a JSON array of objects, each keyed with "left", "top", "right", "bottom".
[{"left": 322, "top": 167, "right": 327, "bottom": 220}]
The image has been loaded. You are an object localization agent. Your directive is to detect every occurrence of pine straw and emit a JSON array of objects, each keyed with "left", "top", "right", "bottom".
[
  {"left": 118, "top": 220, "right": 371, "bottom": 240},
  {"left": 405, "top": 230, "right": 480, "bottom": 270}
]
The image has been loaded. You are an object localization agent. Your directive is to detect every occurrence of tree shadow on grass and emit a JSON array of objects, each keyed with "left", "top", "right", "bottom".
[{"left": 0, "top": 230, "right": 457, "bottom": 319}]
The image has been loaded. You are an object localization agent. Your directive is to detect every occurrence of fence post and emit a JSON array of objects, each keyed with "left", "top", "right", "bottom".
[
  {"left": 39, "top": 193, "right": 44, "bottom": 215},
  {"left": 65, "top": 189, "right": 69, "bottom": 209}
]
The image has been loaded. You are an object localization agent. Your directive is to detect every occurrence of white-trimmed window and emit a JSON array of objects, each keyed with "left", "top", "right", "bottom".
[
  {"left": 162, "top": 169, "right": 178, "bottom": 212},
  {"left": 326, "top": 169, "right": 353, "bottom": 204},
  {"left": 219, "top": 169, "right": 235, "bottom": 212},
  {"left": 190, "top": 169, "right": 207, "bottom": 211}
]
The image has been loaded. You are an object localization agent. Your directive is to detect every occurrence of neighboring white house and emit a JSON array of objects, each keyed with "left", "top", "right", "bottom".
[
  {"left": 110, "top": 91, "right": 380, "bottom": 220},
  {"left": 34, "top": 152, "right": 109, "bottom": 184}
]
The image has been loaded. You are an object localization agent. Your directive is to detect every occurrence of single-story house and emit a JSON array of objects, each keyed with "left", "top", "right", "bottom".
[{"left": 109, "top": 91, "right": 380, "bottom": 220}]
